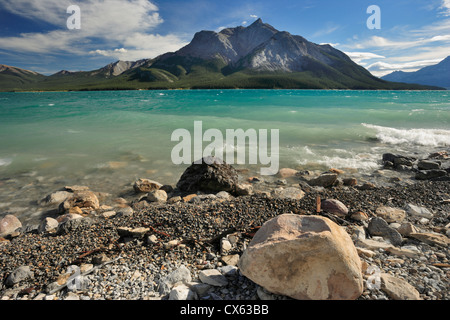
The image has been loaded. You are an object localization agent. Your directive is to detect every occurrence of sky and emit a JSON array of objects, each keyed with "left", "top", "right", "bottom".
[{"left": 0, "top": 0, "right": 449, "bottom": 77}]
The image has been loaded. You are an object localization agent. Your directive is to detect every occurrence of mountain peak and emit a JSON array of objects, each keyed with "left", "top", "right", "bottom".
[{"left": 251, "top": 18, "right": 263, "bottom": 25}]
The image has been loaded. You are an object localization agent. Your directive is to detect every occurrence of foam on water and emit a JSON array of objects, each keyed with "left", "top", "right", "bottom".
[
  {"left": 362, "top": 123, "right": 450, "bottom": 147},
  {"left": 0, "top": 158, "right": 12, "bottom": 167}
]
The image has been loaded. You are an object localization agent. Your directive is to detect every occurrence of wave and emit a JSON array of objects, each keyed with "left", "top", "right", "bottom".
[
  {"left": 362, "top": 123, "right": 450, "bottom": 147},
  {"left": 0, "top": 158, "right": 12, "bottom": 167}
]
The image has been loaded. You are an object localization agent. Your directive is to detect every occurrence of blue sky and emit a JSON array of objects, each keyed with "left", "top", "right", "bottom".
[{"left": 0, "top": 0, "right": 449, "bottom": 76}]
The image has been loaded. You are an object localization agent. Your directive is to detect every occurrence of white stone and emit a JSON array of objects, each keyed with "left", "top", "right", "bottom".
[
  {"left": 169, "top": 284, "right": 197, "bottom": 300},
  {"left": 405, "top": 203, "right": 433, "bottom": 219}
]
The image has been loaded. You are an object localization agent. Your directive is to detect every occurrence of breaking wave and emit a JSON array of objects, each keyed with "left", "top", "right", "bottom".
[{"left": 362, "top": 123, "right": 450, "bottom": 147}]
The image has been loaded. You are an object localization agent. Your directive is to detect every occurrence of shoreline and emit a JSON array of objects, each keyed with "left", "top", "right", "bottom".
[
  {"left": 1, "top": 88, "right": 448, "bottom": 94},
  {"left": 0, "top": 150, "right": 449, "bottom": 301}
]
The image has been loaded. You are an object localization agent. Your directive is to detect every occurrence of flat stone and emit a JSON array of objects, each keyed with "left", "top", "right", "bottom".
[
  {"left": 198, "top": 269, "right": 228, "bottom": 287},
  {"left": 278, "top": 168, "right": 298, "bottom": 178},
  {"left": 271, "top": 187, "right": 305, "bottom": 200},
  {"left": 409, "top": 232, "right": 450, "bottom": 247},
  {"left": 380, "top": 273, "right": 421, "bottom": 300},
  {"left": 417, "top": 160, "right": 440, "bottom": 170},
  {"left": 221, "top": 254, "right": 240, "bottom": 266},
  {"left": 404, "top": 203, "right": 433, "bottom": 219},
  {"left": 415, "top": 170, "right": 447, "bottom": 180},
  {"left": 375, "top": 206, "right": 406, "bottom": 223}
]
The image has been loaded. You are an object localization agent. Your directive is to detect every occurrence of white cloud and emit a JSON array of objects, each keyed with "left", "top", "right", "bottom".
[
  {"left": 250, "top": 15, "right": 258, "bottom": 19},
  {"left": 344, "top": 52, "right": 386, "bottom": 64},
  {"left": 367, "top": 58, "right": 443, "bottom": 77},
  {"left": 0, "top": 0, "right": 187, "bottom": 62},
  {"left": 440, "top": 0, "right": 450, "bottom": 15}
]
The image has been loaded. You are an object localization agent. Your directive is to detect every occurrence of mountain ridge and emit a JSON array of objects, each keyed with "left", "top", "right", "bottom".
[
  {"left": 0, "top": 19, "right": 444, "bottom": 91},
  {"left": 381, "top": 56, "right": 450, "bottom": 89}
]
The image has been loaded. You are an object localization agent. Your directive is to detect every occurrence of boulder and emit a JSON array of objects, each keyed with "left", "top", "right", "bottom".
[
  {"left": 176, "top": 156, "right": 238, "bottom": 194},
  {"left": 133, "top": 178, "right": 163, "bottom": 193},
  {"left": 238, "top": 214, "right": 363, "bottom": 300},
  {"left": 321, "top": 199, "right": 348, "bottom": 217},
  {"left": 0, "top": 215, "right": 22, "bottom": 238},
  {"left": 307, "top": 173, "right": 338, "bottom": 188}
]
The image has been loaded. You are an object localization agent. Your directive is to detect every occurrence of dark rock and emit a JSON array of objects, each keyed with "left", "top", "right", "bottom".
[
  {"left": 57, "top": 217, "right": 92, "bottom": 235},
  {"left": 382, "top": 153, "right": 416, "bottom": 169},
  {"left": 415, "top": 170, "right": 447, "bottom": 180},
  {"left": 417, "top": 160, "right": 441, "bottom": 170},
  {"left": 176, "top": 156, "right": 239, "bottom": 194},
  {"left": 368, "top": 217, "right": 403, "bottom": 246},
  {"left": 307, "top": 173, "right": 338, "bottom": 188}
]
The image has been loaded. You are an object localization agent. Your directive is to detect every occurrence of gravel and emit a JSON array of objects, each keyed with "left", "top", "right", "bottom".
[{"left": 0, "top": 169, "right": 449, "bottom": 301}]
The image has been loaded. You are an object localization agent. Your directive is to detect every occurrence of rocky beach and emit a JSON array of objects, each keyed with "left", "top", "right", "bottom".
[{"left": 0, "top": 150, "right": 449, "bottom": 302}]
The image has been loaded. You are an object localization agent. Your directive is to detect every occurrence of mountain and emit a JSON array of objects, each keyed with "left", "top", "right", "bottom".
[
  {"left": 0, "top": 64, "right": 45, "bottom": 89},
  {"left": 381, "top": 56, "right": 450, "bottom": 89},
  {"left": 0, "top": 19, "right": 444, "bottom": 91}
]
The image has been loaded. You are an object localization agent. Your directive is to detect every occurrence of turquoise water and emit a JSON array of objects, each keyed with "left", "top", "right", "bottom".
[{"left": 0, "top": 89, "right": 449, "bottom": 223}]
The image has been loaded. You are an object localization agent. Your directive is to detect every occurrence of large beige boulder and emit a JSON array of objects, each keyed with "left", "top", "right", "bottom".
[
  {"left": 238, "top": 214, "right": 363, "bottom": 300},
  {"left": 0, "top": 214, "right": 22, "bottom": 238}
]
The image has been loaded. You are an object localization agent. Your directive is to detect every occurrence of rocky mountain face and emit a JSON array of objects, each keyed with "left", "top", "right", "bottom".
[
  {"left": 0, "top": 64, "right": 42, "bottom": 77},
  {"left": 382, "top": 56, "right": 450, "bottom": 89},
  {"left": 162, "top": 18, "right": 355, "bottom": 73}
]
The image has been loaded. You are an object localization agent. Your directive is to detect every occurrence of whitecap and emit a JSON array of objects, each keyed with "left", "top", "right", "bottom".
[
  {"left": 303, "top": 146, "right": 315, "bottom": 155},
  {"left": 0, "top": 158, "right": 12, "bottom": 166},
  {"left": 362, "top": 123, "right": 450, "bottom": 147}
]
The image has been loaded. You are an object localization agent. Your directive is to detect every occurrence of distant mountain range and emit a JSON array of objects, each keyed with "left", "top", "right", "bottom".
[
  {"left": 0, "top": 19, "right": 444, "bottom": 91},
  {"left": 381, "top": 56, "right": 450, "bottom": 89}
]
